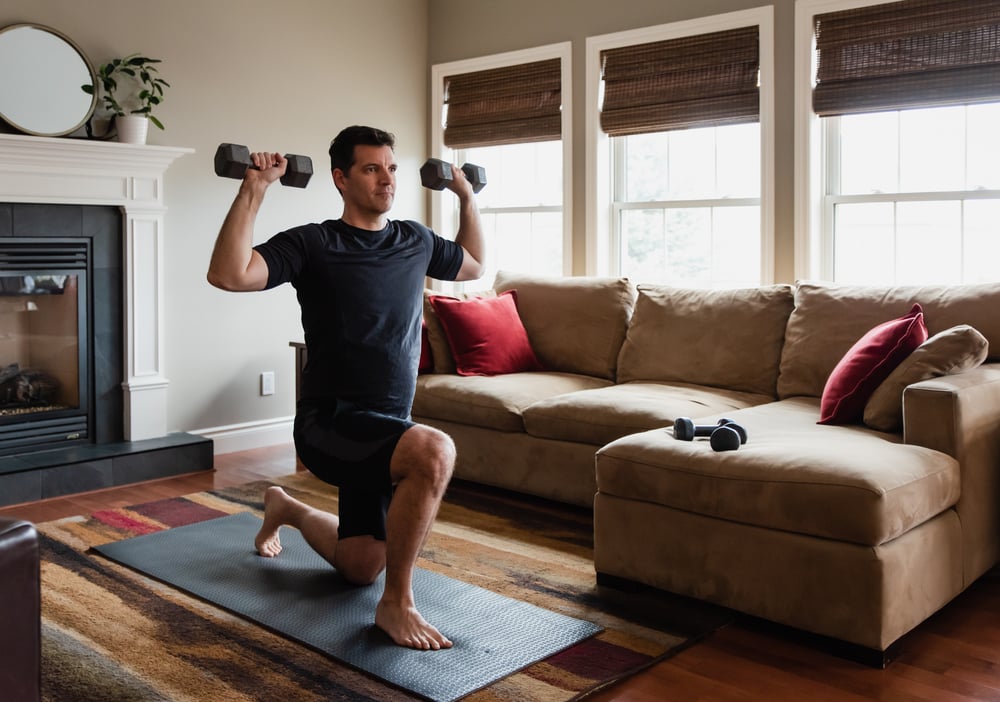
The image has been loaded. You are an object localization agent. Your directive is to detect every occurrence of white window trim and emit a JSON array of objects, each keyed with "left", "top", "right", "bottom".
[
  {"left": 793, "top": 0, "right": 900, "bottom": 281},
  {"left": 429, "top": 42, "right": 573, "bottom": 280},
  {"left": 585, "top": 6, "right": 775, "bottom": 282}
]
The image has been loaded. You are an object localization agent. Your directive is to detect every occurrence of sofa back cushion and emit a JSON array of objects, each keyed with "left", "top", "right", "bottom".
[
  {"left": 778, "top": 281, "right": 1000, "bottom": 399},
  {"left": 616, "top": 284, "right": 794, "bottom": 396},
  {"left": 493, "top": 271, "right": 635, "bottom": 380}
]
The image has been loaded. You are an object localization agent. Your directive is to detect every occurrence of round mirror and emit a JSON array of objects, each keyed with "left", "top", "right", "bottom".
[{"left": 0, "top": 24, "right": 97, "bottom": 137}]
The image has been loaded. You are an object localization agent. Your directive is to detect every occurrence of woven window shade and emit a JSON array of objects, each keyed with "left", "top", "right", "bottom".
[
  {"left": 599, "top": 26, "right": 760, "bottom": 137},
  {"left": 443, "top": 58, "right": 562, "bottom": 148},
  {"left": 813, "top": 0, "right": 1000, "bottom": 116}
]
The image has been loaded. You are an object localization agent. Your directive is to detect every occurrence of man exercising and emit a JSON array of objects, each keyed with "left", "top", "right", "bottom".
[{"left": 207, "top": 125, "right": 484, "bottom": 650}]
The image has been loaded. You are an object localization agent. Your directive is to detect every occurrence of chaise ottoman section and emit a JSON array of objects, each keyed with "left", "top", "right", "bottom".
[
  {"left": 595, "top": 398, "right": 960, "bottom": 546},
  {"left": 594, "top": 397, "right": 964, "bottom": 651}
]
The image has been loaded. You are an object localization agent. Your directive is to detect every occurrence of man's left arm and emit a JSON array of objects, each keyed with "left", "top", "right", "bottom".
[{"left": 447, "top": 164, "right": 486, "bottom": 281}]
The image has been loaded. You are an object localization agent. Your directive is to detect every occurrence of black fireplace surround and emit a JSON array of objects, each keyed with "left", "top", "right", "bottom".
[{"left": 0, "top": 203, "right": 211, "bottom": 507}]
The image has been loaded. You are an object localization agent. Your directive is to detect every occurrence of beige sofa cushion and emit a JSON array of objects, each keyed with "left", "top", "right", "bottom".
[
  {"left": 522, "top": 381, "right": 773, "bottom": 446},
  {"left": 596, "top": 397, "right": 960, "bottom": 546},
  {"left": 616, "top": 284, "right": 794, "bottom": 396},
  {"left": 778, "top": 281, "right": 1000, "bottom": 400},
  {"left": 493, "top": 271, "right": 635, "bottom": 381},
  {"left": 412, "top": 372, "right": 611, "bottom": 432},
  {"left": 864, "top": 324, "right": 989, "bottom": 432}
]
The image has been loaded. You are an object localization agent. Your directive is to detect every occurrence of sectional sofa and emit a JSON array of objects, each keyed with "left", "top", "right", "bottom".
[{"left": 414, "top": 270, "right": 1000, "bottom": 658}]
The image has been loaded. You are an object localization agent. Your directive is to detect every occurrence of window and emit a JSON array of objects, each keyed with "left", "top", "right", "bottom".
[
  {"left": 452, "top": 140, "right": 563, "bottom": 281},
  {"left": 613, "top": 122, "right": 761, "bottom": 288},
  {"left": 824, "top": 104, "right": 1000, "bottom": 284},
  {"left": 796, "top": 0, "right": 1000, "bottom": 285},
  {"left": 586, "top": 8, "right": 775, "bottom": 287},
  {"left": 430, "top": 44, "right": 571, "bottom": 288}
]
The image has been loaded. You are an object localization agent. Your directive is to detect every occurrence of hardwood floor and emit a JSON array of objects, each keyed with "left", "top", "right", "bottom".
[
  {"left": 0, "top": 442, "right": 301, "bottom": 524},
  {"left": 3, "top": 442, "right": 1000, "bottom": 701}
]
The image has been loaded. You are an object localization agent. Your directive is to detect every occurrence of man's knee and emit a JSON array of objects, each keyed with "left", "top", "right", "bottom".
[
  {"left": 393, "top": 425, "right": 455, "bottom": 487},
  {"left": 335, "top": 537, "right": 385, "bottom": 586}
]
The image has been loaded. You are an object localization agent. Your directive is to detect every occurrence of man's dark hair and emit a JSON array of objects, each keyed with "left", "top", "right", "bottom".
[{"left": 329, "top": 125, "right": 396, "bottom": 175}]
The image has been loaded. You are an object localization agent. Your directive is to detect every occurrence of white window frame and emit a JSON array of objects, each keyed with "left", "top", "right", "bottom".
[
  {"left": 429, "top": 42, "right": 573, "bottom": 284},
  {"left": 585, "top": 7, "right": 776, "bottom": 282}
]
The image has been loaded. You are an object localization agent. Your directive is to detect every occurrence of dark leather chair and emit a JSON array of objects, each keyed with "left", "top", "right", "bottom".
[{"left": 0, "top": 517, "right": 41, "bottom": 702}]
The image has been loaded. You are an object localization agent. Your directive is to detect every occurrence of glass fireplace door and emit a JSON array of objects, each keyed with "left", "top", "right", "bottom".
[
  {"left": 1, "top": 273, "right": 83, "bottom": 411},
  {"left": 0, "top": 240, "right": 90, "bottom": 454}
]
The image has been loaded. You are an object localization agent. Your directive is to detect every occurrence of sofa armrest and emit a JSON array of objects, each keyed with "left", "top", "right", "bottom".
[
  {"left": 903, "top": 362, "right": 1000, "bottom": 583},
  {"left": 0, "top": 517, "right": 41, "bottom": 702},
  {"left": 903, "top": 363, "right": 1000, "bottom": 457}
]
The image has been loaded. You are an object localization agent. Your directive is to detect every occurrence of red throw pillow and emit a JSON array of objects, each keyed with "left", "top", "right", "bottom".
[
  {"left": 819, "top": 303, "right": 928, "bottom": 425},
  {"left": 418, "top": 320, "right": 433, "bottom": 374},
  {"left": 428, "top": 290, "right": 543, "bottom": 376}
]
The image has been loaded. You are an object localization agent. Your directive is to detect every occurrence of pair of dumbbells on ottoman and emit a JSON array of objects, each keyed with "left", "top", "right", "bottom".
[{"left": 673, "top": 417, "right": 748, "bottom": 452}]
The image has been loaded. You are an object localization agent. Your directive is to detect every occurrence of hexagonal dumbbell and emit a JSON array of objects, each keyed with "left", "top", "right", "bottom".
[
  {"left": 214, "top": 143, "right": 313, "bottom": 188},
  {"left": 673, "top": 417, "right": 748, "bottom": 452},
  {"left": 419, "top": 158, "right": 487, "bottom": 194}
]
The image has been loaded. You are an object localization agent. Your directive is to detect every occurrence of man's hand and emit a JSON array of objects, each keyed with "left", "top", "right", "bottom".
[
  {"left": 443, "top": 162, "right": 476, "bottom": 200},
  {"left": 246, "top": 152, "right": 288, "bottom": 188}
]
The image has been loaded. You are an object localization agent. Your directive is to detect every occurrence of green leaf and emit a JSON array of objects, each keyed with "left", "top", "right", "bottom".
[
  {"left": 81, "top": 84, "right": 94, "bottom": 94},
  {"left": 149, "top": 115, "right": 164, "bottom": 130}
]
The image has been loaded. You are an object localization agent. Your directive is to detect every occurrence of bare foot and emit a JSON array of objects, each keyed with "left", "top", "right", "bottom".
[
  {"left": 375, "top": 598, "right": 453, "bottom": 651},
  {"left": 255, "top": 486, "right": 290, "bottom": 557}
]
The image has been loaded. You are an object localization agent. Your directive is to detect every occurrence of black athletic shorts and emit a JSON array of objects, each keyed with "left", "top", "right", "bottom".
[{"left": 293, "top": 398, "right": 414, "bottom": 541}]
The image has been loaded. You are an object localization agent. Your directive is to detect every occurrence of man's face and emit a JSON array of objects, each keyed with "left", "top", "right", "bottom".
[{"left": 336, "top": 144, "right": 397, "bottom": 215}]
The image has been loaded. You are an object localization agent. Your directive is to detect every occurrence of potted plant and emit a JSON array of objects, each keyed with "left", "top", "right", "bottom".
[{"left": 82, "top": 54, "right": 169, "bottom": 143}]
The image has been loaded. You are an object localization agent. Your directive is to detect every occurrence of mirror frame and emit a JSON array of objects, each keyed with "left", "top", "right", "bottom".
[{"left": 0, "top": 23, "right": 98, "bottom": 137}]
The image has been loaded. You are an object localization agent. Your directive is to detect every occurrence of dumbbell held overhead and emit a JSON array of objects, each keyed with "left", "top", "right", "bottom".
[
  {"left": 214, "top": 143, "right": 314, "bottom": 189},
  {"left": 420, "top": 158, "right": 487, "bottom": 194}
]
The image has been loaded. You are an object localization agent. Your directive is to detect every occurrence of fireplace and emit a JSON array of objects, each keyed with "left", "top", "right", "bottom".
[
  {"left": 0, "top": 134, "right": 212, "bottom": 507},
  {"left": 0, "top": 240, "right": 91, "bottom": 454},
  {"left": 0, "top": 205, "right": 124, "bottom": 458}
]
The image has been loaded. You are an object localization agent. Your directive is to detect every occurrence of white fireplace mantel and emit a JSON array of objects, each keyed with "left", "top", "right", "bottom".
[{"left": 0, "top": 132, "right": 193, "bottom": 441}]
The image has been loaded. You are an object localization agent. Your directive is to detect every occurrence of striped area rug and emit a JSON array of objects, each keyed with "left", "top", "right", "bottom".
[{"left": 39, "top": 472, "right": 730, "bottom": 701}]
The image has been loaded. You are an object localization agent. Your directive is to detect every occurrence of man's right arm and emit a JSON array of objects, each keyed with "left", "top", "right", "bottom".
[{"left": 207, "top": 152, "right": 285, "bottom": 292}]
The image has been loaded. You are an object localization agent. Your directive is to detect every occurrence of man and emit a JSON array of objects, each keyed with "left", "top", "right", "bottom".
[{"left": 207, "top": 125, "right": 485, "bottom": 651}]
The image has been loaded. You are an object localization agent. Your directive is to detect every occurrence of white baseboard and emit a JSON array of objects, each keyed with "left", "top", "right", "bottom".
[{"left": 189, "top": 417, "right": 294, "bottom": 455}]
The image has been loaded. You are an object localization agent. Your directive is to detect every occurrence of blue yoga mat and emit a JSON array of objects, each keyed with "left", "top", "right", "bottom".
[{"left": 94, "top": 511, "right": 601, "bottom": 701}]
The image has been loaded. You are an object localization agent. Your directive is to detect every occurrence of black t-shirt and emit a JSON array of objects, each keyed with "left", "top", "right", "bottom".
[{"left": 254, "top": 219, "right": 464, "bottom": 418}]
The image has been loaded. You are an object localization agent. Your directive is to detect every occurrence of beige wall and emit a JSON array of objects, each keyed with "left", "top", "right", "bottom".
[
  {"left": 427, "top": 0, "right": 797, "bottom": 281},
  {"left": 2, "top": 0, "right": 796, "bottom": 446},
  {"left": 1, "top": 0, "right": 428, "bottom": 439}
]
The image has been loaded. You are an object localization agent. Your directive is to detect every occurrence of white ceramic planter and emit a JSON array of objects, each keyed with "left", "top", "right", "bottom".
[{"left": 116, "top": 115, "right": 149, "bottom": 144}]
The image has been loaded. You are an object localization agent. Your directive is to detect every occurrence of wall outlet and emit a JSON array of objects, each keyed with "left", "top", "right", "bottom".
[{"left": 260, "top": 371, "right": 275, "bottom": 396}]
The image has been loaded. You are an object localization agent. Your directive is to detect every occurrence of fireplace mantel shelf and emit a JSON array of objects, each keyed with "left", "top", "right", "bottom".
[
  {"left": 0, "top": 132, "right": 194, "bottom": 442},
  {"left": 0, "top": 133, "right": 193, "bottom": 209}
]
